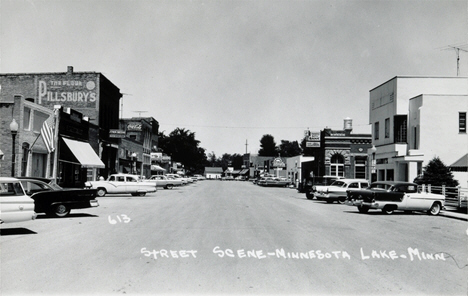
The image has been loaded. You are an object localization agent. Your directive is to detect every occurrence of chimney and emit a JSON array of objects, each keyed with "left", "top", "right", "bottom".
[{"left": 67, "top": 66, "right": 73, "bottom": 74}]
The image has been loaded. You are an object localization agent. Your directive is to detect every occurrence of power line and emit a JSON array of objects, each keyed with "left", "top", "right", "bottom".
[{"left": 158, "top": 122, "right": 371, "bottom": 130}]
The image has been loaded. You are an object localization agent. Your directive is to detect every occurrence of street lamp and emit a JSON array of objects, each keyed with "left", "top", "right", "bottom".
[
  {"left": 10, "top": 118, "right": 19, "bottom": 177},
  {"left": 370, "top": 145, "right": 377, "bottom": 182}
]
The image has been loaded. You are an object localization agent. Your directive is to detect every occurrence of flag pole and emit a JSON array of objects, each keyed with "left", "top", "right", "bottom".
[{"left": 52, "top": 106, "right": 61, "bottom": 182}]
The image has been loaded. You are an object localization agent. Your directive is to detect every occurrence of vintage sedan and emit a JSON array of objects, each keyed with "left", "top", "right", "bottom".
[
  {"left": 148, "top": 175, "right": 183, "bottom": 189},
  {"left": 0, "top": 177, "right": 37, "bottom": 224},
  {"left": 258, "top": 177, "right": 291, "bottom": 187},
  {"left": 17, "top": 177, "right": 99, "bottom": 217},
  {"left": 84, "top": 174, "right": 157, "bottom": 197},
  {"left": 345, "top": 181, "right": 445, "bottom": 215},
  {"left": 314, "top": 179, "right": 369, "bottom": 204},
  {"left": 303, "top": 176, "right": 343, "bottom": 199},
  {"left": 166, "top": 174, "right": 190, "bottom": 185}
]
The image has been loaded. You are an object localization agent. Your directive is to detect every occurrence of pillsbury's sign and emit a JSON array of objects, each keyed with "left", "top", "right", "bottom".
[{"left": 38, "top": 77, "right": 97, "bottom": 108}]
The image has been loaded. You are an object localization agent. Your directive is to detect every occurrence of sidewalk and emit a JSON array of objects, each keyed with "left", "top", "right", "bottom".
[{"left": 440, "top": 206, "right": 468, "bottom": 221}]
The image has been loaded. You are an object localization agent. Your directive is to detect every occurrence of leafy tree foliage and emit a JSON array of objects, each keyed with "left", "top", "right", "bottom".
[
  {"left": 158, "top": 128, "right": 207, "bottom": 174},
  {"left": 258, "top": 134, "right": 279, "bottom": 156},
  {"left": 279, "top": 140, "right": 302, "bottom": 157},
  {"left": 206, "top": 153, "right": 244, "bottom": 170},
  {"left": 413, "top": 157, "right": 459, "bottom": 187}
]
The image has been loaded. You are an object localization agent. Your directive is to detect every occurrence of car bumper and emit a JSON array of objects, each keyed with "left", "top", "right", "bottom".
[{"left": 90, "top": 200, "right": 99, "bottom": 207}]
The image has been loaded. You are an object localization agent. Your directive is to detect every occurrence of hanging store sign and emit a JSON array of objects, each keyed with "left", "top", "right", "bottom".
[{"left": 109, "top": 129, "right": 126, "bottom": 138}]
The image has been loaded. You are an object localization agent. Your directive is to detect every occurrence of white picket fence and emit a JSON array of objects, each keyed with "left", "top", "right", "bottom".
[{"left": 419, "top": 184, "right": 468, "bottom": 209}]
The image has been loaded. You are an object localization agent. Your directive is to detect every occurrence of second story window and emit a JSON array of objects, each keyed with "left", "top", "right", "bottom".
[
  {"left": 23, "top": 107, "right": 31, "bottom": 131},
  {"left": 460, "top": 112, "right": 466, "bottom": 133},
  {"left": 32, "top": 110, "right": 48, "bottom": 133},
  {"left": 374, "top": 122, "right": 380, "bottom": 140},
  {"left": 385, "top": 118, "right": 390, "bottom": 138}
]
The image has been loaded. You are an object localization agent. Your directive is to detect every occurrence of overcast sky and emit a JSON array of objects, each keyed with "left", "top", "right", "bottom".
[{"left": 1, "top": 0, "right": 467, "bottom": 156}]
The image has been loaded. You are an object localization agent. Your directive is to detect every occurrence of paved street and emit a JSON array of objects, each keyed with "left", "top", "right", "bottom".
[{"left": 1, "top": 180, "right": 467, "bottom": 295}]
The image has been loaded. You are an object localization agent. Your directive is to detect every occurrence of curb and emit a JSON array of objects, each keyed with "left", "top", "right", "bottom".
[{"left": 440, "top": 211, "right": 468, "bottom": 221}]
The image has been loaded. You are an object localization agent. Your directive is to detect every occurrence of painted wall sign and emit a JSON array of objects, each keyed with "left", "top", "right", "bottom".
[
  {"left": 38, "top": 77, "right": 98, "bottom": 108},
  {"left": 127, "top": 124, "right": 142, "bottom": 131}
]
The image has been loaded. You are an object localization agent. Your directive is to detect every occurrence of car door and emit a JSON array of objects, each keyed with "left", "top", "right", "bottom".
[
  {"left": 400, "top": 184, "right": 426, "bottom": 210},
  {"left": 108, "top": 175, "right": 126, "bottom": 193},
  {"left": 0, "top": 181, "right": 35, "bottom": 223},
  {"left": 125, "top": 176, "right": 141, "bottom": 193}
]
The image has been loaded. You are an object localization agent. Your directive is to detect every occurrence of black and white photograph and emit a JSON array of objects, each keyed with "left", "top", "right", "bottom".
[{"left": 0, "top": 0, "right": 467, "bottom": 295}]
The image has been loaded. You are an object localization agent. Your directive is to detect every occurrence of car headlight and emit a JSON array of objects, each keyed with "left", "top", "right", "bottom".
[{"left": 84, "top": 181, "right": 91, "bottom": 188}]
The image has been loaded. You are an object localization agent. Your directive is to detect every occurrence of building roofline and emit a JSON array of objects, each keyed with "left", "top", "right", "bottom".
[
  {"left": 0, "top": 67, "right": 121, "bottom": 93},
  {"left": 369, "top": 75, "right": 468, "bottom": 92}
]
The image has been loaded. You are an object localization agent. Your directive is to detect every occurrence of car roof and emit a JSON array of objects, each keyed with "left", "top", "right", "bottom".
[
  {"left": 333, "top": 179, "right": 369, "bottom": 182},
  {"left": 15, "top": 176, "right": 52, "bottom": 182},
  {"left": 370, "top": 181, "right": 417, "bottom": 186},
  {"left": 0, "top": 177, "right": 20, "bottom": 182}
]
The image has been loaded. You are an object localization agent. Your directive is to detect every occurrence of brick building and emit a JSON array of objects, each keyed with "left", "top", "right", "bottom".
[{"left": 0, "top": 66, "right": 122, "bottom": 179}]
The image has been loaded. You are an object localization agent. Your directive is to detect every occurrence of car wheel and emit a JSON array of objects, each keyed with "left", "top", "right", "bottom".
[
  {"left": 428, "top": 203, "right": 441, "bottom": 216},
  {"left": 382, "top": 207, "right": 394, "bottom": 215},
  {"left": 52, "top": 204, "right": 70, "bottom": 217},
  {"left": 166, "top": 184, "right": 174, "bottom": 190},
  {"left": 338, "top": 197, "right": 346, "bottom": 204},
  {"left": 138, "top": 192, "right": 146, "bottom": 196},
  {"left": 357, "top": 206, "right": 369, "bottom": 213},
  {"left": 306, "top": 192, "right": 314, "bottom": 200},
  {"left": 97, "top": 188, "right": 106, "bottom": 197}
]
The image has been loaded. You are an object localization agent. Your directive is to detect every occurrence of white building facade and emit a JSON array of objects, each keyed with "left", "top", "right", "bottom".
[
  {"left": 368, "top": 76, "right": 467, "bottom": 183},
  {"left": 408, "top": 94, "right": 467, "bottom": 187}
]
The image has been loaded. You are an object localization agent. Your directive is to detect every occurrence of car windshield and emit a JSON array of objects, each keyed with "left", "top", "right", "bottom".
[{"left": 330, "top": 181, "right": 346, "bottom": 187}]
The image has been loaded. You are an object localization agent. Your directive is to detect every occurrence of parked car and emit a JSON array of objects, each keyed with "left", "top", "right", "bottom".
[
  {"left": 84, "top": 174, "right": 157, "bottom": 197},
  {"left": 0, "top": 177, "right": 37, "bottom": 224},
  {"left": 166, "top": 174, "right": 190, "bottom": 185},
  {"left": 303, "top": 176, "right": 343, "bottom": 199},
  {"left": 148, "top": 175, "right": 183, "bottom": 189},
  {"left": 314, "top": 179, "right": 369, "bottom": 204},
  {"left": 17, "top": 177, "right": 99, "bottom": 217},
  {"left": 345, "top": 181, "right": 446, "bottom": 215},
  {"left": 193, "top": 174, "right": 205, "bottom": 180},
  {"left": 258, "top": 177, "right": 291, "bottom": 187}
]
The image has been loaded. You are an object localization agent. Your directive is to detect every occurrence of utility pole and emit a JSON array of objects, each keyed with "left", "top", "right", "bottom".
[{"left": 245, "top": 139, "right": 248, "bottom": 154}]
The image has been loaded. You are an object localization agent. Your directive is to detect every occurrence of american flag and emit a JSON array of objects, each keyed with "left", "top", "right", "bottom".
[{"left": 41, "top": 116, "right": 55, "bottom": 153}]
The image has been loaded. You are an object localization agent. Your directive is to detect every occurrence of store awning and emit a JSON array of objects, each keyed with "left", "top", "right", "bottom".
[
  {"left": 151, "top": 165, "right": 166, "bottom": 171},
  {"left": 62, "top": 138, "right": 105, "bottom": 168}
]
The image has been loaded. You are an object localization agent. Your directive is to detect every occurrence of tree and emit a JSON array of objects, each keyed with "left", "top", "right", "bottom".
[
  {"left": 279, "top": 140, "right": 302, "bottom": 157},
  {"left": 158, "top": 128, "right": 207, "bottom": 174},
  {"left": 258, "top": 134, "right": 278, "bottom": 156},
  {"left": 413, "top": 157, "right": 459, "bottom": 187}
]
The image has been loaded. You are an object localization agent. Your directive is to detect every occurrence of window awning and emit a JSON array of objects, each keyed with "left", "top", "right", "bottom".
[{"left": 62, "top": 138, "right": 105, "bottom": 168}]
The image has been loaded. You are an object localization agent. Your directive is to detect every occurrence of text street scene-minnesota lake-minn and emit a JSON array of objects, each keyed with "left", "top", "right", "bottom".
[{"left": 1, "top": 1, "right": 467, "bottom": 295}]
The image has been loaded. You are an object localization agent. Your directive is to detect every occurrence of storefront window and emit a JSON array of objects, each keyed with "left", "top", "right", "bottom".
[{"left": 330, "top": 154, "right": 344, "bottom": 177}]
